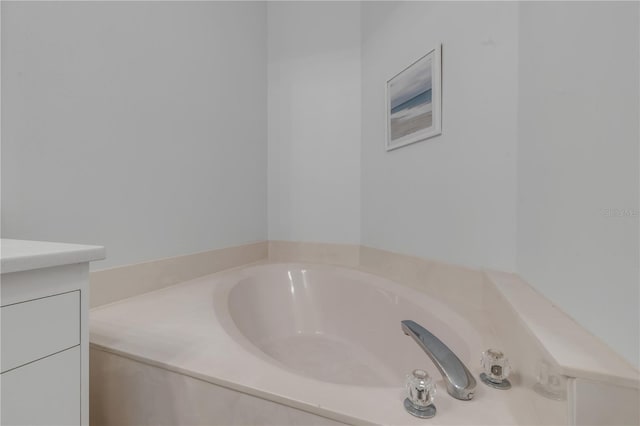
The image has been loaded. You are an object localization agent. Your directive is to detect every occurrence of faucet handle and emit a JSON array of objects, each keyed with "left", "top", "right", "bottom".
[
  {"left": 404, "top": 369, "right": 437, "bottom": 418},
  {"left": 480, "top": 349, "right": 512, "bottom": 389}
]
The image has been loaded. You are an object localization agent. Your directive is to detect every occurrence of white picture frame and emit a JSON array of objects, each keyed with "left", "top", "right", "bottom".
[{"left": 386, "top": 45, "right": 442, "bottom": 151}]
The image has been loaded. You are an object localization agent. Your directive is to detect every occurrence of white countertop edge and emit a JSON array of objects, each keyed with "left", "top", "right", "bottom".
[
  {"left": 484, "top": 269, "right": 640, "bottom": 389},
  {"left": 1, "top": 239, "right": 106, "bottom": 274}
]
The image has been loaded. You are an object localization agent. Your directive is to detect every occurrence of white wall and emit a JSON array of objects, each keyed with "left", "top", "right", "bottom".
[
  {"left": 360, "top": 1, "right": 639, "bottom": 367},
  {"left": 3, "top": 0, "right": 638, "bottom": 367},
  {"left": 360, "top": 1, "right": 519, "bottom": 271},
  {"left": 267, "top": 1, "right": 361, "bottom": 244},
  {"left": 1, "top": 1, "right": 268, "bottom": 270},
  {"left": 517, "top": 1, "right": 640, "bottom": 368}
]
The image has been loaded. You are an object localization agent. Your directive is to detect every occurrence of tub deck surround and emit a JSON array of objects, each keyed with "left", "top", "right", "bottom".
[
  {"left": 268, "top": 240, "right": 361, "bottom": 267},
  {"left": 357, "top": 246, "right": 489, "bottom": 325},
  {"left": 485, "top": 270, "right": 639, "bottom": 389},
  {"left": 223, "top": 265, "right": 478, "bottom": 389},
  {"left": 482, "top": 271, "right": 639, "bottom": 425},
  {"left": 89, "top": 241, "right": 267, "bottom": 307},
  {"left": 90, "top": 348, "right": 347, "bottom": 426},
  {"left": 269, "top": 243, "right": 639, "bottom": 386},
  {"left": 91, "top": 263, "right": 561, "bottom": 425},
  {"left": 89, "top": 242, "right": 639, "bottom": 425}
]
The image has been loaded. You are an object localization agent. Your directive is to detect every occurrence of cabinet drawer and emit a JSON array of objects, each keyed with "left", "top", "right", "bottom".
[
  {"left": 1, "top": 346, "right": 80, "bottom": 426},
  {"left": 1, "top": 291, "right": 80, "bottom": 373}
]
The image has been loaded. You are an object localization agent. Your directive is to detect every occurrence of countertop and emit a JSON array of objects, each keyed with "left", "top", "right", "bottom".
[{"left": 1, "top": 239, "right": 105, "bottom": 274}]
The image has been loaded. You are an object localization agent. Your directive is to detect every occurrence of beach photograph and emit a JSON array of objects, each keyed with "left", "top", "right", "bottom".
[{"left": 387, "top": 48, "right": 440, "bottom": 150}]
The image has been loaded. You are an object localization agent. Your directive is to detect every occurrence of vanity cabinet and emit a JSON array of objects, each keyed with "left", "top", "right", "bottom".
[{"left": 1, "top": 240, "right": 105, "bottom": 426}]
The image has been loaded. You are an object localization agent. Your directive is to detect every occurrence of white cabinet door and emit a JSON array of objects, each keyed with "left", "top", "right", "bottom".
[
  {"left": 1, "top": 291, "right": 80, "bottom": 373},
  {"left": 1, "top": 346, "right": 80, "bottom": 426}
]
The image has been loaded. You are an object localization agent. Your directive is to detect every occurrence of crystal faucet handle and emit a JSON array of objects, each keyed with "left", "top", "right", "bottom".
[
  {"left": 480, "top": 349, "right": 512, "bottom": 390},
  {"left": 404, "top": 369, "right": 437, "bottom": 418}
]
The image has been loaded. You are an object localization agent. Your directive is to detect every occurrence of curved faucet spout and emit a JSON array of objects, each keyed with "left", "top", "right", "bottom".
[{"left": 401, "top": 320, "right": 476, "bottom": 400}]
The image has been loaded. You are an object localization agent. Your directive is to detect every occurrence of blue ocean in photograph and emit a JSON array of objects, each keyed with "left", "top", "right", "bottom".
[
  {"left": 390, "top": 89, "right": 432, "bottom": 114},
  {"left": 388, "top": 54, "right": 434, "bottom": 142}
]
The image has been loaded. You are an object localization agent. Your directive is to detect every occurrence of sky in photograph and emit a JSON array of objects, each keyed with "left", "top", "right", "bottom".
[{"left": 390, "top": 56, "right": 432, "bottom": 110}]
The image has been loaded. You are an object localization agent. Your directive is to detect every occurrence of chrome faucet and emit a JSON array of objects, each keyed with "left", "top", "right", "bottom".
[{"left": 401, "top": 320, "right": 476, "bottom": 400}]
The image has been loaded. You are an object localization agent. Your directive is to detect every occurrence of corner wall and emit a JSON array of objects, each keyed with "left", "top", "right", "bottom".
[
  {"left": 517, "top": 1, "right": 640, "bottom": 368},
  {"left": 360, "top": 1, "right": 639, "bottom": 368},
  {"left": 1, "top": 1, "right": 268, "bottom": 270},
  {"left": 267, "top": 1, "right": 361, "bottom": 245},
  {"left": 360, "top": 1, "right": 519, "bottom": 271}
]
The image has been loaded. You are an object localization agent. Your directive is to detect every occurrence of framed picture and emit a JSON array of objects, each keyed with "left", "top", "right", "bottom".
[{"left": 386, "top": 45, "right": 442, "bottom": 151}]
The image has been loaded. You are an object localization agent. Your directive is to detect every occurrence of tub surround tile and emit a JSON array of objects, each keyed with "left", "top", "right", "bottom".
[
  {"left": 91, "top": 348, "right": 345, "bottom": 426},
  {"left": 90, "top": 241, "right": 267, "bottom": 308},
  {"left": 90, "top": 240, "right": 640, "bottom": 389},
  {"left": 358, "top": 246, "right": 575, "bottom": 425},
  {"left": 90, "top": 265, "right": 523, "bottom": 425},
  {"left": 265, "top": 243, "right": 638, "bottom": 423},
  {"left": 482, "top": 271, "right": 638, "bottom": 425},
  {"left": 358, "top": 246, "right": 486, "bottom": 319},
  {"left": 268, "top": 241, "right": 360, "bottom": 266},
  {"left": 310, "top": 243, "right": 639, "bottom": 391},
  {"left": 484, "top": 270, "right": 639, "bottom": 389},
  {"left": 89, "top": 239, "right": 639, "bottom": 425},
  {"left": 569, "top": 377, "right": 640, "bottom": 425},
  {"left": 481, "top": 273, "right": 569, "bottom": 425}
]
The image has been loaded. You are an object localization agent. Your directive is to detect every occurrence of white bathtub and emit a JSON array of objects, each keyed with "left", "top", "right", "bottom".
[{"left": 89, "top": 263, "right": 529, "bottom": 425}]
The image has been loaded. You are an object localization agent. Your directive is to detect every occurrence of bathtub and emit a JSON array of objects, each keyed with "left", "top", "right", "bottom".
[{"left": 89, "top": 263, "right": 529, "bottom": 425}]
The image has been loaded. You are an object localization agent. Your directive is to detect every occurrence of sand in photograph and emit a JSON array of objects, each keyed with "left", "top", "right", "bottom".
[{"left": 390, "top": 102, "right": 432, "bottom": 141}]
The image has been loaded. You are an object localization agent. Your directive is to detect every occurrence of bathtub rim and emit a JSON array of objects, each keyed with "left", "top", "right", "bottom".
[
  {"left": 212, "top": 262, "right": 482, "bottom": 388},
  {"left": 89, "top": 253, "right": 640, "bottom": 425},
  {"left": 89, "top": 261, "right": 527, "bottom": 425}
]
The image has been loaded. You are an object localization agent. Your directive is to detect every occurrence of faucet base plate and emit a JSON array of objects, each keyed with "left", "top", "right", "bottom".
[
  {"left": 403, "top": 399, "right": 436, "bottom": 419},
  {"left": 480, "top": 373, "right": 512, "bottom": 390}
]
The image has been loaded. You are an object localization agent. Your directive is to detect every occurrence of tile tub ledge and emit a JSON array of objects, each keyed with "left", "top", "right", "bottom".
[
  {"left": 88, "top": 240, "right": 639, "bottom": 424},
  {"left": 484, "top": 270, "right": 639, "bottom": 390},
  {"left": 89, "top": 240, "right": 639, "bottom": 389},
  {"left": 90, "top": 263, "right": 533, "bottom": 425}
]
